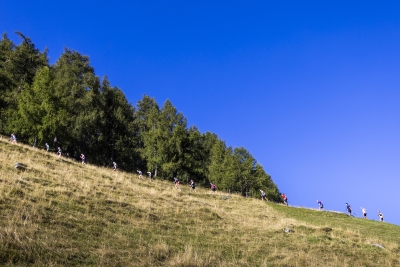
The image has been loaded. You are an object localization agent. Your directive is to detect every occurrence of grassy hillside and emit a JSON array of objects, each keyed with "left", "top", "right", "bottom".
[{"left": 0, "top": 136, "right": 399, "bottom": 266}]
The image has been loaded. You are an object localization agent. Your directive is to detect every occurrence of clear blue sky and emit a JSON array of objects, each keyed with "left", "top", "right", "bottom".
[{"left": 2, "top": 1, "right": 400, "bottom": 225}]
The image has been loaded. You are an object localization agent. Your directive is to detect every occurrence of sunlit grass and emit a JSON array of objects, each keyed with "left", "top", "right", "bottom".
[{"left": 0, "top": 135, "right": 399, "bottom": 266}]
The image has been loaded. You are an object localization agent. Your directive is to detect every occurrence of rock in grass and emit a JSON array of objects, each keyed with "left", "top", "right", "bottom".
[
  {"left": 14, "top": 162, "right": 27, "bottom": 169},
  {"left": 284, "top": 228, "right": 294, "bottom": 233}
]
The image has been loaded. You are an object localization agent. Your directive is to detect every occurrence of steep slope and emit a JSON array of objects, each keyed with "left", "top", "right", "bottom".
[{"left": 0, "top": 136, "right": 399, "bottom": 266}]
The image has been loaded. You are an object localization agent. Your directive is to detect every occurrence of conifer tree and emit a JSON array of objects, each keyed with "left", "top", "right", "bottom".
[
  {"left": 208, "top": 139, "right": 228, "bottom": 187},
  {"left": 136, "top": 95, "right": 161, "bottom": 175},
  {"left": 14, "top": 66, "right": 57, "bottom": 146},
  {"left": 98, "top": 76, "right": 140, "bottom": 170},
  {"left": 0, "top": 33, "right": 14, "bottom": 133},
  {"left": 0, "top": 32, "right": 48, "bottom": 134},
  {"left": 158, "top": 100, "right": 187, "bottom": 178},
  {"left": 51, "top": 48, "right": 100, "bottom": 156}
]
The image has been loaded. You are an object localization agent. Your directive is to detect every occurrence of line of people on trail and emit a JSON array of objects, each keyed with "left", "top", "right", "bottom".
[
  {"left": 275, "top": 194, "right": 384, "bottom": 222},
  {"left": 315, "top": 201, "right": 384, "bottom": 222},
  {"left": 341, "top": 203, "right": 384, "bottom": 221},
  {"left": 171, "top": 177, "right": 217, "bottom": 193},
  {"left": 13, "top": 133, "right": 122, "bottom": 171}
]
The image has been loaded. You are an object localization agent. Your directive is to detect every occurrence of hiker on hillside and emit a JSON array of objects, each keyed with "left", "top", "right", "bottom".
[
  {"left": 173, "top": 177, "right": 180, "bottom": 189},
  {"left": 10, "top": 133, "right": 17, "bottom": 144},
  {"left": 45, "top": 143, "right": 50, "bottom": 152},
  {"left": 57, "top": 147, "right": 62, "bottom": 157},
  {"left": 137, "top": 170, "right": 143, "bottom": 179},
  {"left": 260, "top": 190, "right": 268, "bottom": 201},
  {"left": 80, "top": 154, "right": 86, "bottom": 164},
  {"left": 317, "top": 200, "right": 324, "bottom": 210},
  {"left": 361, "top": 207, "right": 367, "bottom": 219},
  {"left": 189, "top": 179, "right": 196, "bottom": 192},
  {"left": 281, "top": 193, "right": 288, "bottom": 206},
  {"left": 378, "top": 211, "right": 384, "bottom": 222},
  {"left": 113, "top": 162, "right": 118, "bottom": 171},
  {"left": 210, "top": 182, "right": 217, "bottom": 193},
  {"left": 346, "top": 203, "right": 352, "bottom": 216},
  {"left": 147, "top": 171, "right": 153, "bottom": 182}
]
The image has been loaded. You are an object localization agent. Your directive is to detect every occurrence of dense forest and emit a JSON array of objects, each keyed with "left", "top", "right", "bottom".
[{"left": 0, "top": 32, "right": 281, "bottom": 201}]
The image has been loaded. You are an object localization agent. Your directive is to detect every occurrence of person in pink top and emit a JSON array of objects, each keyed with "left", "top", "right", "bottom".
[{"left": 281, "top": 193, "right": 288, "bottom": 206}]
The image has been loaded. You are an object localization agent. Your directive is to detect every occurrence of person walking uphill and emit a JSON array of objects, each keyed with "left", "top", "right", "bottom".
[
  {"left": 317, "top": 200, "right": 324, "bottom": 210},
  {"left": 189, "top": 180, "right": 196, "bottom": 192},
  {"left": 280, "top": 193, "right": 288, "bottom": 206},
  {"left": 10, "top": 134, "right": 17, "bottom": 144},
  {"left": 210, "top": 182, "right": 217, "bottom": 193},
  {"left": 173, "top": 177, "right": 180, "bottom": 189},
  {"left": 361, "top": 207, "right": 367, "bottom": 219},
  {"left": 260, "top": 190, "right": 268, "bottom": 201},
  {"left": 147, "top": 171, "right": 153, "bottom": 182},
  {"left": 80, "top": 154, "right": 86, "bottom": 164},
  {"left": 346, "top": 203, "right": 352, "bottom": 216},
  {"left": 378, "top": 211, "right": 384, "bottom": 222}
]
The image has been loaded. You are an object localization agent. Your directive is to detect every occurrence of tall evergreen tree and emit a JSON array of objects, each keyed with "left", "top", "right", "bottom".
[
  {"left": 51, "top": 48, "right": 100, "bottom": 156},
  {"left": 136, "top": 95, "right": 161, "bottom": 175},
  {"left": 0, "top": 32, "right": 48, "bottom": 135},
  {"left": 158, "top": 100, "right": 187, "bottom": 178},
  {"left": 0, "top": 33, "right": 14, "bottom": 133},
  {"left": 184, "top": 128, "right": 218, "bottom": 184},
  {"left": 14, "top": 66, "right": 58, "bottom": 146},
  {"left": 208, "top": 139, "right": 228, "bottom": 187},
  {"left": 231, "top": 147, "right": 258, "bottom": 197},
  {"left": 98, "top": 76, "right": 140, "bottom": 170}
]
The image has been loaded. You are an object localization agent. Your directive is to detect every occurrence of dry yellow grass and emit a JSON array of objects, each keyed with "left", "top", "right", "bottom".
[{"left": 0, "top": 136, "right": 399, "bottom": 266}]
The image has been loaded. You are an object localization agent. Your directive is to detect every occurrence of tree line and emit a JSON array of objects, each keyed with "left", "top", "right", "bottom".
[{"left": 0, "top": 32, "right": 281, "bottom": 201}]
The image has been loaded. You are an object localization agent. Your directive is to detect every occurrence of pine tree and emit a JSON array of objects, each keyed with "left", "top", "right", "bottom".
[
  {"left": 14, "top": 66, "right": 57, "bottom": 146},
  {"left": 158, "top": 100, "right": 187, "bottom": 178},
  {"left": 98, "top": 76, "right": 140, "bottom": 170},
  {"left": 208, "top": 139, "right": 228, "bottom": 187},
  {"left": 136, "top": 95, "right": 161, "bottom": 176},
  {"left": 51, "top": 48, "right": 100, "bottom": 157},
  {"left": 0, "top": 32, "right": 48, "bottom": 135}
]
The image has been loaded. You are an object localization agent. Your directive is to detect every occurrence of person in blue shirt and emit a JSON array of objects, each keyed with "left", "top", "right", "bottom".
[
  {"left": 317, "top": 200, "right": 324, "bottom": 210},
  {"left": 345, "top": 203, "right": 352, "bottom": 216}
]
